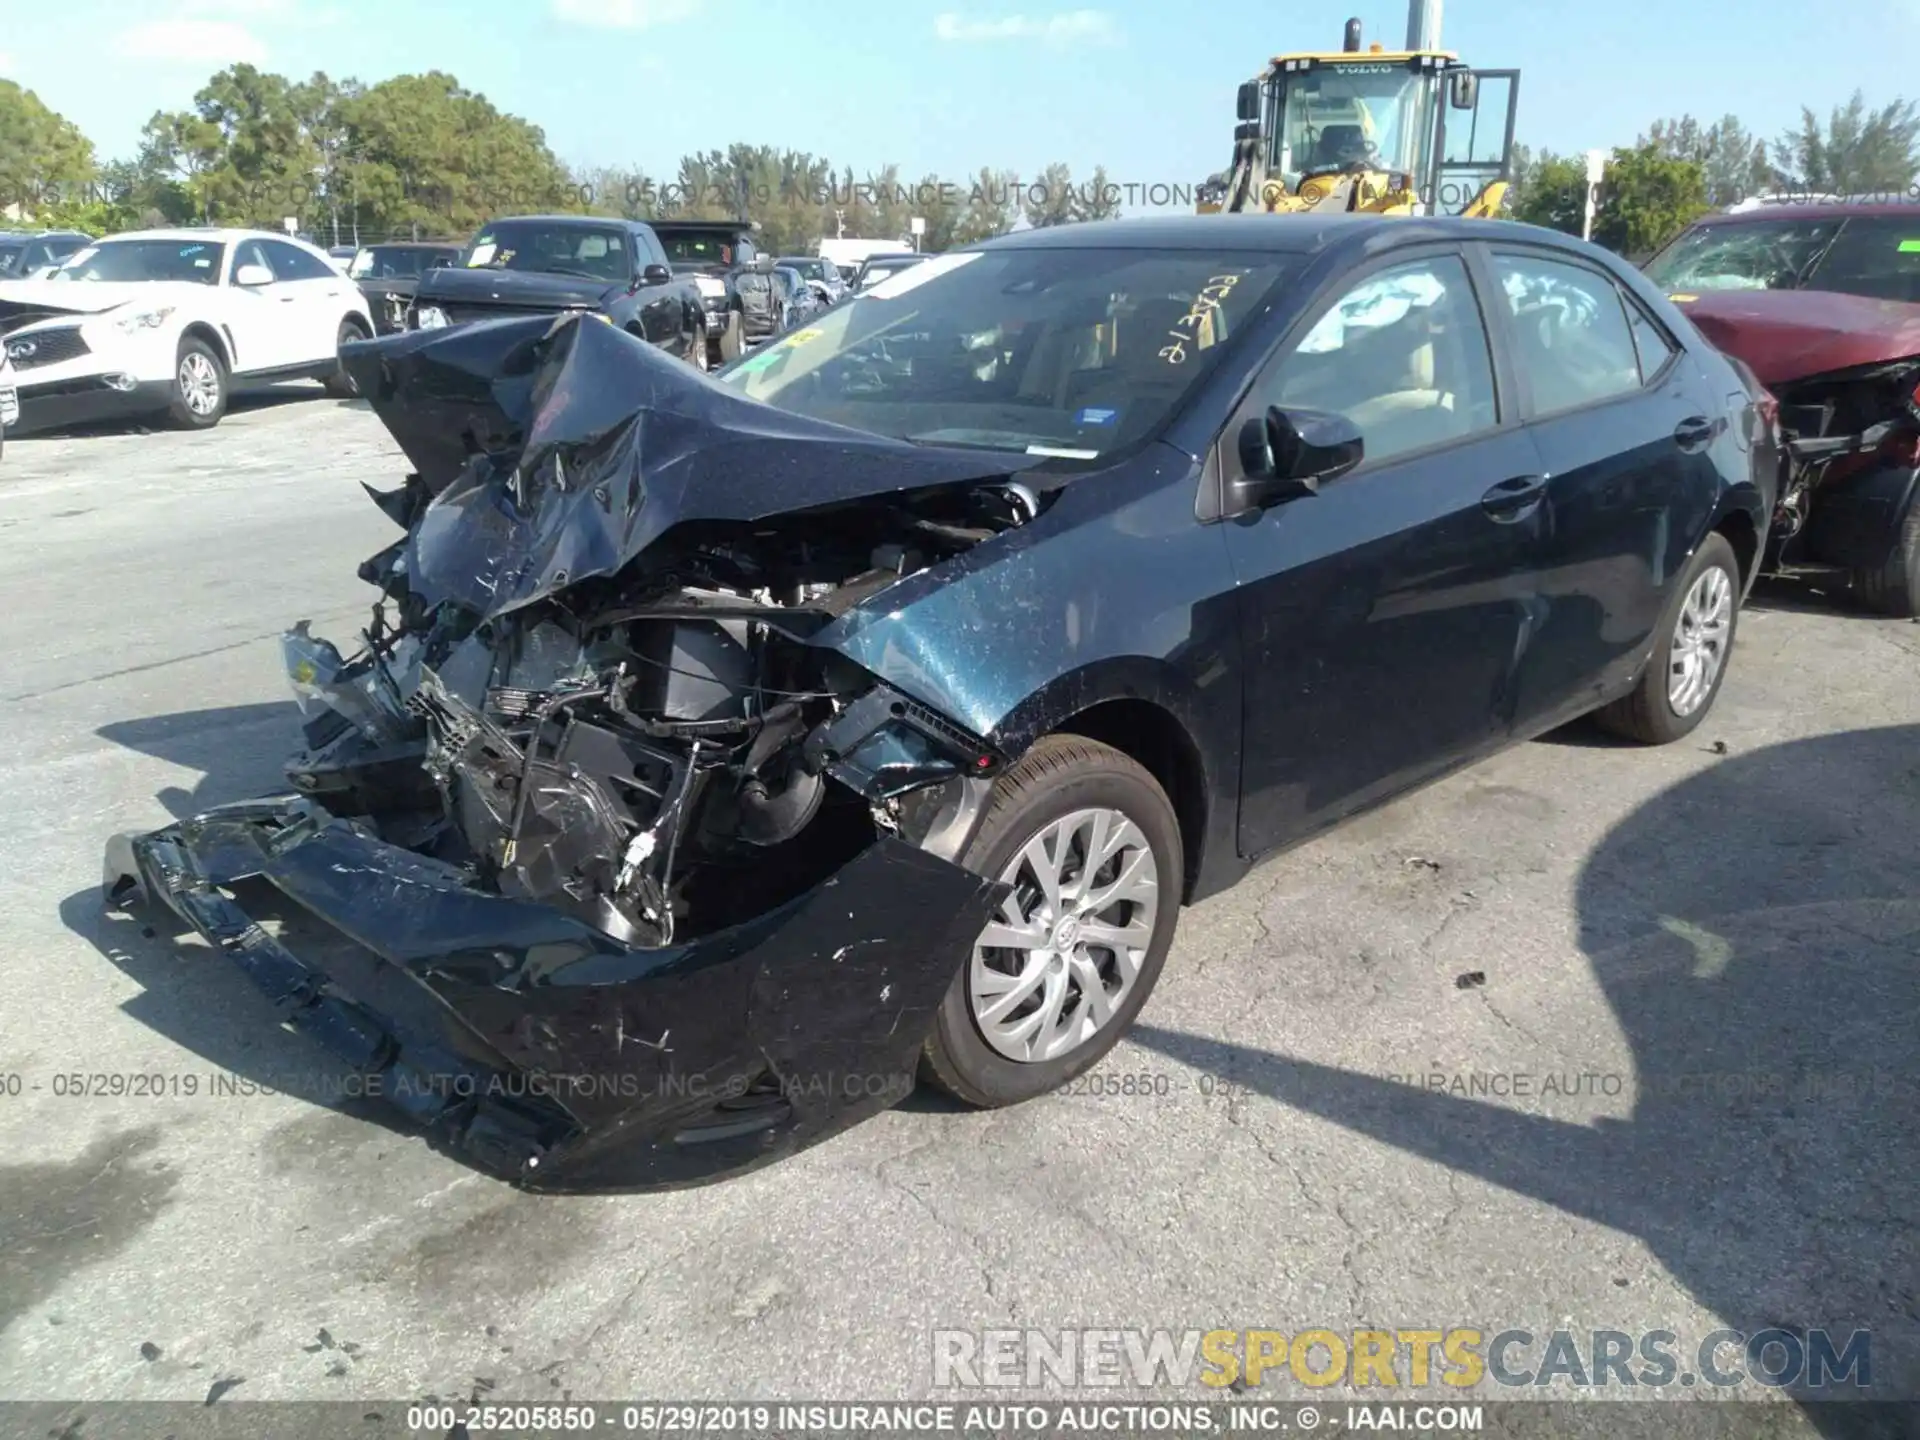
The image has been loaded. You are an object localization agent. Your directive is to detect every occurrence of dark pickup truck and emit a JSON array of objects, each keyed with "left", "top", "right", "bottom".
[
  {"left": 408, "top": 215, "right": 709, "bottom": 367},
  {"left": 349, "top": 241, "right": 461, "bottom": 334},
  {"left": 649, "top": 219, "right": 765, "bottom": 367}
]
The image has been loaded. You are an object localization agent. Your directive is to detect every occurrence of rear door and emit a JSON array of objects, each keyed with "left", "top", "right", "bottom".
[
  {"left": 1478, "top": 243, "right": 1727, "bottom": 735},
  {"left": 1221, "top": 247, "right": 1547, "bottom": 857},
  {"left": 263, "top": 239, "right": 354, "bottom": 364}
]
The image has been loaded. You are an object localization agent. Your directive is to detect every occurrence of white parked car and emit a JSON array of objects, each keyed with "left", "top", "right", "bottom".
[
  {"left": 0, "top": 345, "right": 16, "bottom": 462},
  {"left": 0, "top": 228, "right": 376, "bottom": 433}
]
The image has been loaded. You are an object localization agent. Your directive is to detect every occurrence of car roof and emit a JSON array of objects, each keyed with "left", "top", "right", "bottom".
[
  {"left": 95, "top": 227, "right": 320, "bottom": 245},
  {"left": 481, "top": 214, "right": 638, "bottom": 227},
  {"left": 0, "top": 229, "right": 90, "bottom": 240},
  {"left": 648, "top": 218, "right": 755, "bottom": 231},
  {"left": 1691, "top": 201, "right": 1920, "bottom": 224}
]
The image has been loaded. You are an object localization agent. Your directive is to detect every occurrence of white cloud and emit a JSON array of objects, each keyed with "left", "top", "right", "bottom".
[
  {"left": 933, "top": 9, "right": 1117, "bottom": 44},
  {"left": 181, "top": 0, "right": 297, "bottom": 14},
  {"left": 112, "top": 18, "right": 269, "bottom": 64},
  {"left": 550, "top": 0, "right": 701, "bottom": 26}
]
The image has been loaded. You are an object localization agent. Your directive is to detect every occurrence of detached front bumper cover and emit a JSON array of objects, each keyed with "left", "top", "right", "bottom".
[{"left": 105, "top": 798, "right": 1004, "bottom": 1192}]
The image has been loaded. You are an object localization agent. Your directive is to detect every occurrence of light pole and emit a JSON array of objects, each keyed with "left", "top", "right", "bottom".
[{"left": 1583, "top": 149, "right": 1607, "bottom": 242}]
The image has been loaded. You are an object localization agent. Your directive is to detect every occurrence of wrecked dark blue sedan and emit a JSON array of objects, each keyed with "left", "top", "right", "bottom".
[{"left": 105, "top": 215, "right": 1777, "bottom": 1191}]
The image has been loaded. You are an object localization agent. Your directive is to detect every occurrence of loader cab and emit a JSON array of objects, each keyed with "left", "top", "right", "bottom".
[{"left": 1258, "top": 47, "right": 1518, "bottom": 214}]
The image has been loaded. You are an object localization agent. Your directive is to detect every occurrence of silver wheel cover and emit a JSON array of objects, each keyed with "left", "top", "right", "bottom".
[
  {"left": 969, "top": 806, "right": 1160, "bottom": 1063},
  {"left": 1668, "top": 563, "right": 1733, "bottom": 717},
  {"left": 179, "top": 352, "right": 220, "bottom": 416}
]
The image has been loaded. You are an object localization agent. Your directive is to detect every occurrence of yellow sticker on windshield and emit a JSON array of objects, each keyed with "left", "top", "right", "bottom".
[
  {"left": 1669, "top": 293, "right": 1697, "bottom": 302},
  {"left": 784, "top": 328, "right": 823, "bottom": 345}
]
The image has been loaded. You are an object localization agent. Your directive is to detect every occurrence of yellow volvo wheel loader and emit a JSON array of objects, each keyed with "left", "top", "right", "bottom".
[{"left": 1198, "top": 15, "right": 1520, "bottom": 218}]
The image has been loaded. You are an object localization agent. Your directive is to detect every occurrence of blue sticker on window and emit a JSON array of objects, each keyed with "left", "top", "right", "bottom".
[{"left": 1075, "top": 406, "right": 1119, "bottom": 426}]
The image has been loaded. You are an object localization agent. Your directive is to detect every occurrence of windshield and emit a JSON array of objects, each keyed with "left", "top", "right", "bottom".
[
  {"left": 858, "top": 259, "right": 921, "bottom": 289},
  {"left": 462, "top": 223, "right": 630, "bottom": 282},
  {"left": 716, "top": 247, "right": 1298, "bottom": 463},
  {"left": 54, "top": 239, "right": 226, "bottom": 284},
  {"left": 1271, "top": 64, "right": 1436, "bottom": 187},
  {"left": 350, "top": 246, "right": 451, "bottom": 280},
  {"left": 1642, "top": 217, "right": 1849, "bottom": 293},
  {"left": 661, "top": 232, "right": 745, "bottom": 268}
]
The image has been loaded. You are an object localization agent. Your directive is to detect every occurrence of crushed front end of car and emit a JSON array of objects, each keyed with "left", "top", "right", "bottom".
[{"left": 104, "top": 312, "right": 1057, "bottom": 1191}]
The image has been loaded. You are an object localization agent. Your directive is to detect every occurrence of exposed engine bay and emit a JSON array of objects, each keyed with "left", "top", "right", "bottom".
[
  {"left": 1769, "top": 355, "right": 1920, "bottom": 557},
  {"left": 289, "top": 470, "right": 1042, "bottom": 949}
]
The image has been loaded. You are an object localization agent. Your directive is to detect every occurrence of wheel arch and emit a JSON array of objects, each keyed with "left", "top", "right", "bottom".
[
  {"left": 178, "top": 321, "right": 230, "bottom": 370},
  {"left": 988, "top": 660, "right": 1234, "bottom": 904}
]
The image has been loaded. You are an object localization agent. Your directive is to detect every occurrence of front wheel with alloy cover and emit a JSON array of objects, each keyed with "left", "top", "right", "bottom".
[
  {"left": 167, "top": 337, "right": 227, "bottom": 429},
  {"left": 1594, "top": 531, "right": 1741, "bottom": 744},
  {"left": 922, "top": 735, "right": 1183, "bottom": 1107},
  {"left": 689, "top": 320, "right": 711, "bottom": 371}
]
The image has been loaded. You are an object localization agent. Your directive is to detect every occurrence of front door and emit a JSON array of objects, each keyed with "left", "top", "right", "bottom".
[
  {"left": 221, "top": 238, "right": 296, "bottom": 373},
  {"left": 1221, "top": 249, "right": 1544, "bottom": 858}
]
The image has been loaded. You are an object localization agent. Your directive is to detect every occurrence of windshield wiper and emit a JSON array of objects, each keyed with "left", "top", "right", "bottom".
[{"left": 535, "top": 267, "right": 602, "bottom": 281}]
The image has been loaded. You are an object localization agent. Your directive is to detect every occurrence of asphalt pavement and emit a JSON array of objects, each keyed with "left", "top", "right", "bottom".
[{"left": 0, "top": 391, "right": 1914, "bottom": 1434}]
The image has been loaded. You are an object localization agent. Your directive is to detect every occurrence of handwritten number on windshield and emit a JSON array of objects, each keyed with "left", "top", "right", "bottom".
[{"left": 1160, "top": 272, "right": 1245, "bottom": 363}]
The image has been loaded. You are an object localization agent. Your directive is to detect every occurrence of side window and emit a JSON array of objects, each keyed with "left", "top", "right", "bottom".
[
  {"left": 1622, "top": 295, "right": 1679, "bottom": 383},
  {"left": 1492, "top": 253, "right": 1644, "bottom": 413},
  {"left": 1261, "top": 254, "right": 1498, "bottom": 469},
  {"left": 640, "top": 229, "right": 667, "bottom": 269},
  {"left": 233, "top": 239, "right": 273, "bottom": 281},
  {"left": 265, "top": 241, "right": 335, "bottom": 281}
]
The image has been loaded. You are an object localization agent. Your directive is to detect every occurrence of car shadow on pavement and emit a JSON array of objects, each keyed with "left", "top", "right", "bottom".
[
  {"left": 7, "top": 385, "right": 329, "bottom": 441},
  {"left": 96, "top": 701, "right": 302, "bottom": 819},
  {"left": 1133, "top": 723, "right": 1920, "bottom": 1436}
]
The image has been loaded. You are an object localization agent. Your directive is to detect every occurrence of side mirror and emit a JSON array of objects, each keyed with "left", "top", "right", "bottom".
[
  {"left": 1450, "top": 71, "right": 1479, "bottom": 109},
  {"left": 1230, "top": 405, "right": 1362, "bottom": 511},
  {"left": 234, "top": 263, "right": 274, "bottom": 287},
  {"left": 1236, "top": 80, "right": 1262, "bottom": 122},
  {"left": 640, "top": 262, "right": 672, "bottom": 285}
]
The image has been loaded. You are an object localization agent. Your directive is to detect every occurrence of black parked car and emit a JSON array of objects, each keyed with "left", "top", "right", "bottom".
[
  {"left": 348, "top": 241, "right": 461, "bottom": 334},
  {"left": 0, "top": 229, "right": 92, "bottom": 279},
  {"left": 850, "top": 251, "right": 928, "bottom": 291},
  {"left": 106, "top": 215, "right": 1774, "bottom": 1191},
  {"left": 649, "top": 218, "right": 762, "bottom": 366},
  {"left": 408, "top": 215, "right": 707, "bottom": 366},
  {"left": 770, "top": 264, "right": 826, "bottom": 335}
]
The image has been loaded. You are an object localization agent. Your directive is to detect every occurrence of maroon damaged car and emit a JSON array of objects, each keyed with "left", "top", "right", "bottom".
[{"left": 1643, "top": 202, "right": 1920, "bottom": 614}]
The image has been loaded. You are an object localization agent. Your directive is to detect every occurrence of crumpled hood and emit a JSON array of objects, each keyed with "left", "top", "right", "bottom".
[
  {"left": 415, "top": 265, "right": 621, "bottom": 311},
  {"left": 1675, "top": 289, "right": 1920, "bottom": 387},
  {"left": 339, "top": 312, "right": 1044, "bottom": 622}
]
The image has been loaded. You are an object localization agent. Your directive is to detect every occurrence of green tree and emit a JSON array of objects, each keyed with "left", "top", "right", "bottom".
[
  {"left": 1509, "top": 150, "right": 1587, "bottom": 235},
  {"left": 1021, "top": 162, "right": 1078, "bottom": 227},
  {"left": 953, "top": 166, "right": 1019, "bottom": 243},
  {"left": 135, "top": 109, "right": 226, "bottom": 223},
  {"left": 334, "top": 71, "right": 573, "bottom": 237},
  {"left": 1591, "top": 143, "right": 1710, "bottom": 258},
  {"left": 1079, "top": 164, "right": 1123, "bottom": 222},
  {"left": 0, "top": 80, "right": 97, "bottom": 217},
  {"left": 1772, "top": 89, "right": 1920, "bottom": 196},
  {"left": 1643, "top": 112, "right": 1772, "bottom": 206}
]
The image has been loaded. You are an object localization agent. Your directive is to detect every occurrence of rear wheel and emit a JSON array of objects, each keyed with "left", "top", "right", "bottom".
[
  {"left": 1850, "top": 501, "right": 1920, "bottom": 617},
  {"left": 325, "top": 317, "right": 369, "bottom": 398},
  {"left": 921, "top": 736, "right": 1183, "bottom": 1107},
  {"left": 690, "top": 319, "right": 711, "bottom": 372},
  {"left": 1595, "top": 532, "right": 1740, "bottom": 744},
  {"left": 167, "top": 338, "right": 227, "bottom": 430}
]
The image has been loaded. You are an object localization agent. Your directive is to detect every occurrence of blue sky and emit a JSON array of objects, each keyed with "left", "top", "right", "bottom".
[{"left": 6, "top": 0, "right": 1920, "bottom": 210}]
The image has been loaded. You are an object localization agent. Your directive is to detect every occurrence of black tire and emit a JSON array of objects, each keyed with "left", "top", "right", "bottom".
[
  {"left": 1594, "top": 531, "right": 1741, "bottom": 744},
  {"left": 325, "top": 317, "right": 369, "bottom": 398},
  {"left": 718, "top": 310, "right": 743, "bottom": 364},
  {"left": 166, "top": 337, "right": 227, "bottom": 430},
  {"left": 1849, "top": 500, "right": 1920, "bottom": 617},
  {"left": 689, "top": 319, "right": 711, "bottom": 372},
  {"left": 921, "top": 735, "right": 1184, "bottom": 1107}
]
